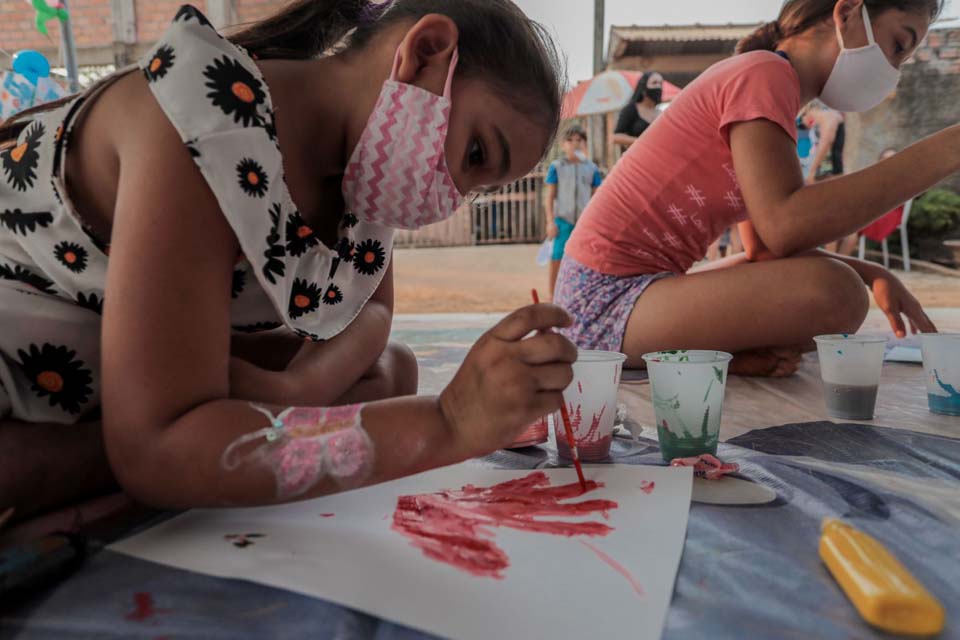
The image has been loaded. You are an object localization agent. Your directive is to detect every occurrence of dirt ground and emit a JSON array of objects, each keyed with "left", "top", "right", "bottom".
[{"left": 392, "top": 244, "right": 960, "bottom": 314}]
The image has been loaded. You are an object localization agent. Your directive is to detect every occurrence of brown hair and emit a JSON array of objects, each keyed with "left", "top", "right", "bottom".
[
  {"left": 564, "top": 124, "right": 587, "bottom": 141},
  {"left": 3, "top": 0, "right": 565, "bottom": 158},
  {"left": 736, "top": 0, "right": 944, "bottom": 54}
]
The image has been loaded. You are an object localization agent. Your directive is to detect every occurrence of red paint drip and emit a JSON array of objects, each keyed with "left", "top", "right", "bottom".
[
  {"left": 320, "top": 513, "right": 335, "bottom": 518},
  {"left": 580, "top": 540, "right": 645, "bottom": 598},
  {"left": 125, "top": 592, "right": 170, "bottom": 622},
  {"left": 392, "top": 471, "right": 617, "bottom": 579},
  {"left": 640, "top": 480, "right": 655, "bottom": 495}
]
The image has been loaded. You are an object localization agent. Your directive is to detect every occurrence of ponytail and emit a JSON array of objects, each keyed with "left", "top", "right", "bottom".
[{"left": 736, "top": 21, "right": 782, "bottom": 54}]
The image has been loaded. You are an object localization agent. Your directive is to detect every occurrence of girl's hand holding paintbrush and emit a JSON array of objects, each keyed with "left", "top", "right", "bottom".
[{"left": 439, "top": 304, "right": 577, "bottom": 457}]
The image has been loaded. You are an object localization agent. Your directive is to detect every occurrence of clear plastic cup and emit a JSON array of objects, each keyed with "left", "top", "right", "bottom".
[
  {"left": 554, "top": 350, "right": 627, "bottom": 462},
  {"left": 506, "top": 415, "right": 549, "bottom": 449},
  {"left": 814, "top": 335, "right": 888, "bottom": 420},
  {"left": 642, "top": 350, "right": 733, "bottom": 462},
  {"left": 919, "top": 333, "right": 960, "bottom": 416}
]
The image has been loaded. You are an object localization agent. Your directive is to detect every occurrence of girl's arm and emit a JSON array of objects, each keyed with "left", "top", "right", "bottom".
[
  {"left": 729, "top": 120, "right": 960, "bottom": 257},
  {"left": 101, "top": 83, "right": 576, "bottom": 509},
  {"left": 734, "top": 222, "right": 934, "bottom": 337}
]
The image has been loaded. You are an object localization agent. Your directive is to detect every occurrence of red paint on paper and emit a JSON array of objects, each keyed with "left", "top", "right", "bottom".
[
  {"left": 320, "top": 513, "right": 335, "bottom": 518},
  {"left": 581, "top": 541, "right": 645, "bottom": 598},
  {"left": 392, "top": 472, "right": 617, "bottom": 579},
  {"left": 640, "top": 480, "right": 656, "bottom": 495}
]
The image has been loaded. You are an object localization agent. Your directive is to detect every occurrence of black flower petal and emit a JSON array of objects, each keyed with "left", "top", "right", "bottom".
[
  {"left": 288, "top": 279, "right": 320, "bottom": 319},
  {"left": 237, "top": 158, "right": 268, "bottom": 197},
  {"left": 16, "top": 343, "right": 93, "bottom": 415},
  {"left": 1, "top": 121, "right": 44, "bottom": 191},
  {"left": 143, "top": 44, "right": 175, "bottom": 82},
  {"left": 203, "top": 55, "right": 266, "bottom": 127},
  {"left": 0, "top": 209, "right": 53, "bottom": 235},
  {"left": 352, "top": 238, "right": 386, "bottom": 276},
  {"left": 54, "top": 242, "right": 88, "bottom": 273}
]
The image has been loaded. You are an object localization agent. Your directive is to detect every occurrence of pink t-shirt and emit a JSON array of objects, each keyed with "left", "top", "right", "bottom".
[{"left": 566, "top": 51, "right": 801, "bottom": 276}]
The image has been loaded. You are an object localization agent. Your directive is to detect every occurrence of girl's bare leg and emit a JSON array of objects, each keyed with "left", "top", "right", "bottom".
[
  {"left": 549, "top": 260, "right": 562, "bottom": 301},
  {"left": 0, "top": 419, "right": 116, "bottom": 520},
  {"left": 623, "top": 255, "right": 870, "bottom": 376}
]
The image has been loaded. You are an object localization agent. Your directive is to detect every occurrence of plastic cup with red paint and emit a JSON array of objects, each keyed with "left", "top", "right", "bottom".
[
  {"left": 554, "top": 350, "right": 627, "bottom": 462},
  {"left": 642, "top": 350, "right": 733, "bottom": 462},
  {"left": 506, "top": 414, "right": 550, "bottom": 449}
]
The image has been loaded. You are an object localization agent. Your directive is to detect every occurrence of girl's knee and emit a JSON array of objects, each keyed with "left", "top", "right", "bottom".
[
  {"left": 384, "top": 341, "right": 418, "bottom": 397},
  {"left": 806, "top": 258, "right": 869, "bottom": 331}
]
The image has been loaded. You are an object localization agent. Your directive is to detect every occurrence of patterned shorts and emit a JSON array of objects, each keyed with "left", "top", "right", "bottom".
[{"left": 554, "top": 256, "right": 673, "bottom": 352}]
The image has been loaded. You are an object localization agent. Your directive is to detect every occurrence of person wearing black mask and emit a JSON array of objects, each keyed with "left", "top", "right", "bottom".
[{"left": 612, "top": 71, "right": 664, "bottom": 150}]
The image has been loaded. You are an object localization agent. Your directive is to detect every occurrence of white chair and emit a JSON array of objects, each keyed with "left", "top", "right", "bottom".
[{"left": 859, "top": 198, "right": 913, "bottom": 272}]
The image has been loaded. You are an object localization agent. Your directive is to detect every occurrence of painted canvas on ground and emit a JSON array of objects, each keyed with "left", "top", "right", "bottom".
[{"left": 111, "top": 464, "right": 693, "bottom": 640}]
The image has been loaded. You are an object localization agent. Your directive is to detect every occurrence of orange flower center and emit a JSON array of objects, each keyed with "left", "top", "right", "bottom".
[
  {"left": 231, "top": 82, "right": 255, "bottom": 103},
  {"left": 247, "top": 171, "right": 259, "bottom": 185},
  {"left": 10, "top": 143, "right": 27, "bottom": 163},
  {"left": 150, "top": 57, "right": 162, "bottom": 73},
  {"left": 37, "top": 371, "right": 64, "bottom": 393},
  {"left": 64, "top": 251, "right": 77, "bottom": 264},
  {"left": 297, "top": 225, "right": 312, "bottom": 239},
  {"left": 327, "top": 290, "right": 337, "bottom": 298},
  {"left": 294, "top": 294, "right": 310, "bottom": 308},
  {"left": 364, "top": 251, "right": 375, "bottom": 264}
]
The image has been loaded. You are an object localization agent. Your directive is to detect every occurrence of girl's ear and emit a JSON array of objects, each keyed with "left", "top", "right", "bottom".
[
  {"left": 394, "top": 14, "right": 459, "bottom": 94},
  {"left": 832, "top": 0, "right": 867, "bottom": 45}
]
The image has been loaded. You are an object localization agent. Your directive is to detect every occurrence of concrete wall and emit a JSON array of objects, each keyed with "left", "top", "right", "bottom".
[{"left": 845, "top": 27, "right": 960, "bottom": 192}]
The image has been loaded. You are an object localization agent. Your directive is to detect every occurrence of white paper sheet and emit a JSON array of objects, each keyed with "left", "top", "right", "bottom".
[
  {"left": 111, "top": 464, "right": 692, "bottom": 640},
  {"left": 885, "top": 346, "right": 923, "bottom": 364}
]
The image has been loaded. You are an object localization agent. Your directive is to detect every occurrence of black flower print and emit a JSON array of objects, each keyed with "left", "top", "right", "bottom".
[
  {"left": 264, "top": 108, "right": 278, "bottom": 145},
  {"left": 50, "top": 179, "right": 63, "bottom": 204},
  {"left": 294, "top": 328, "right": 322, "bottom": 342},
  {"left": 185, "top": 139, "right": 201, "bottom": 158},
  {"left": 262, "top": 203, "right": 286, "bottom": 285},
  {"left": 285, "top": 212, "right": 320, "bottom": 257},
  {"left": 0, "top": 209, "right": 53, "bottom": 235},
  {"left": 233, "top": 321, "right": 282, "bottom": 334},
  {"left": 237, "top": 158, "right": 269, "bottom": 198},
  {"left": 1, "top": 121, "right": 44, "bottom": 191},
  {"left": 17, "top": 343, "right": 93, "bottom": 415},
  {"left": 82, "top": 226, "right": 110, "bottom": 256},
  {"left": 328, "top": 238, "right": 355, "bottom": 279},
  {"left": 143, "top": 44, "right": 175, "bottom": 82},
  {"left": 353, "top": 238, "right": 386, "bottom": 276},
  {"left": 75, "top": 292, "right": 103, "bottom": 315},
  {"left": 204, "top": 56, "right": 266, "bottom": 127},
  {"left": 54, "top": 242, "right": 88, "bottom": 273},
  {"left": 0, "top": 263, "right": 56, "bottom": 294},
  {"left": 341, "top": 212, "right": 359, "bottom": 229},
  {"left": 175, "top": 4, "right": 214, "bottom": 28},
  {"left": 288, "top": 279, "right": 321, "bottom": 319},
  {"left": 231, "top": 268, "right": 246, "bottom": 299},
  {"left": 322, "top": 284, "right": 343, "bottom": 306}
]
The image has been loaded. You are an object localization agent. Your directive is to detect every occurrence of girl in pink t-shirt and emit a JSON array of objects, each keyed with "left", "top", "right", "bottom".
[{"left": 556, "top": 0, "right": 954, "bottom": 376}]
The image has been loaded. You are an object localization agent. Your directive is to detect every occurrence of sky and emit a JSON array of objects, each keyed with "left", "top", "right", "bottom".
[{"left": 513, "top": 0, "right": 960, "bottom": 84}]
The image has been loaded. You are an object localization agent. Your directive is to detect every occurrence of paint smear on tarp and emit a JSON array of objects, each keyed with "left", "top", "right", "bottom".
[
  {"left": 125, "top": 592, "right": 170, "bottom": 622},
  {"left": 392, "top": 471, "right": 617, "bottom": 578}
]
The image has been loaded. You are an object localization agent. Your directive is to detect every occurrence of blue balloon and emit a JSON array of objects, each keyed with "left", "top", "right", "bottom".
[{"left": 12, "top": 50, "right": 51, "bottom": 84}]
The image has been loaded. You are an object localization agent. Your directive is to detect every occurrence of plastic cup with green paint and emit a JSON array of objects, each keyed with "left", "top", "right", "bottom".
[
  {"left": 814, "top": 335, "right": 887, "bottom": 421},
  {"left": 642, "top": 350, "right": 733, "bottom": 462},
  {"left": 919, "top": 333, "right": 960, "bottom": 416}
]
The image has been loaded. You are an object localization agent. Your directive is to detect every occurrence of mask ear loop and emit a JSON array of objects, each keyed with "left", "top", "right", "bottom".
[
  {"left": 861, "top": 4, "right": 877, "bottom": 45},
  {"left": 442, "top": 49, "right": 459, "bottom": 99},
  {"left": 389, "top": 47, "right": 459, "bottom": 98},
  {"left": 837, "top": 4, "right": 876, "bottom": 50}
]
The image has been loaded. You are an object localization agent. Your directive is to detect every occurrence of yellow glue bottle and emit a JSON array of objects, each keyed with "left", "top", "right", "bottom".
[{"left": 819, "top": 519, "right": 945, "bottom": 636}]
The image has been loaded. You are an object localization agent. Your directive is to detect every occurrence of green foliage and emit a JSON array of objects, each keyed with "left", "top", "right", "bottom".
[{"left": 909, "top": 189, "right": 960, "bottom": 237}]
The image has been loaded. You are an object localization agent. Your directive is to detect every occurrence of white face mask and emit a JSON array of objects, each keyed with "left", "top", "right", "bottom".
[{"left": 819, "top": 4, "right": 901, "bottom": 112}]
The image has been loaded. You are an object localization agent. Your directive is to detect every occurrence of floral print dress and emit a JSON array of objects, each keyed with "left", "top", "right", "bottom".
[{"left": 0, "top": 5, "right": 394, "bottom": 424}]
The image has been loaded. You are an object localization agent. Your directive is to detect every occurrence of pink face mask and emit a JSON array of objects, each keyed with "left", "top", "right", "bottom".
[{"left": 342, "top": 47, "right": 465, "bottom": 230}]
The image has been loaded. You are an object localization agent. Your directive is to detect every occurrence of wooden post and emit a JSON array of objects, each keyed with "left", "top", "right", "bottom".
[
  {"left": 110, "top": 0, "right": 136, "bottom": 67},
  {"left": 593, "top": 0, "right": 605, "bottom": 76},
  {"left": 207, "top": 0, "right": 237, "bottom": 30}
]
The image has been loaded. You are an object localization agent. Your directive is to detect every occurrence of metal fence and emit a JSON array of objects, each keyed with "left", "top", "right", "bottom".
[{"left": 394, "top": 164, "right": 546, "bottom": 248}]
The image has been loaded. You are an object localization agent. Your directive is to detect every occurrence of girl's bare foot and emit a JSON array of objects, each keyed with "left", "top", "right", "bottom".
[{"left": 729, "top": 347, "right": 803, "bottom": 377}]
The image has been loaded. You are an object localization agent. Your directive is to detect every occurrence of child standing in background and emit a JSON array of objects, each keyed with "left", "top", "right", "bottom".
[{"left": 544, "top": 125, "right": 602, "bottom": 299}]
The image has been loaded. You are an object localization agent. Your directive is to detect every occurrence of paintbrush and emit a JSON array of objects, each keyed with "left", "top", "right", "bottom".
[{"left": 531, "top": 289, "right": 587, "bottom": 491}]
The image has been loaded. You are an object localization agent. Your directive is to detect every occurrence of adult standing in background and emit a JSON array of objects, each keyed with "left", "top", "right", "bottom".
[
  {"left": 802, "top": 101, "right": 846, "bottom": 184},
  {"left": 612, "top": 71, "right": 664, "bottom": 150}
]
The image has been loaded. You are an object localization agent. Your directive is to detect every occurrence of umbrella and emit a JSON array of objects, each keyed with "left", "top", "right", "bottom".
[{"left": 561, "top": 71, "right": 680, "bottom": 119}]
